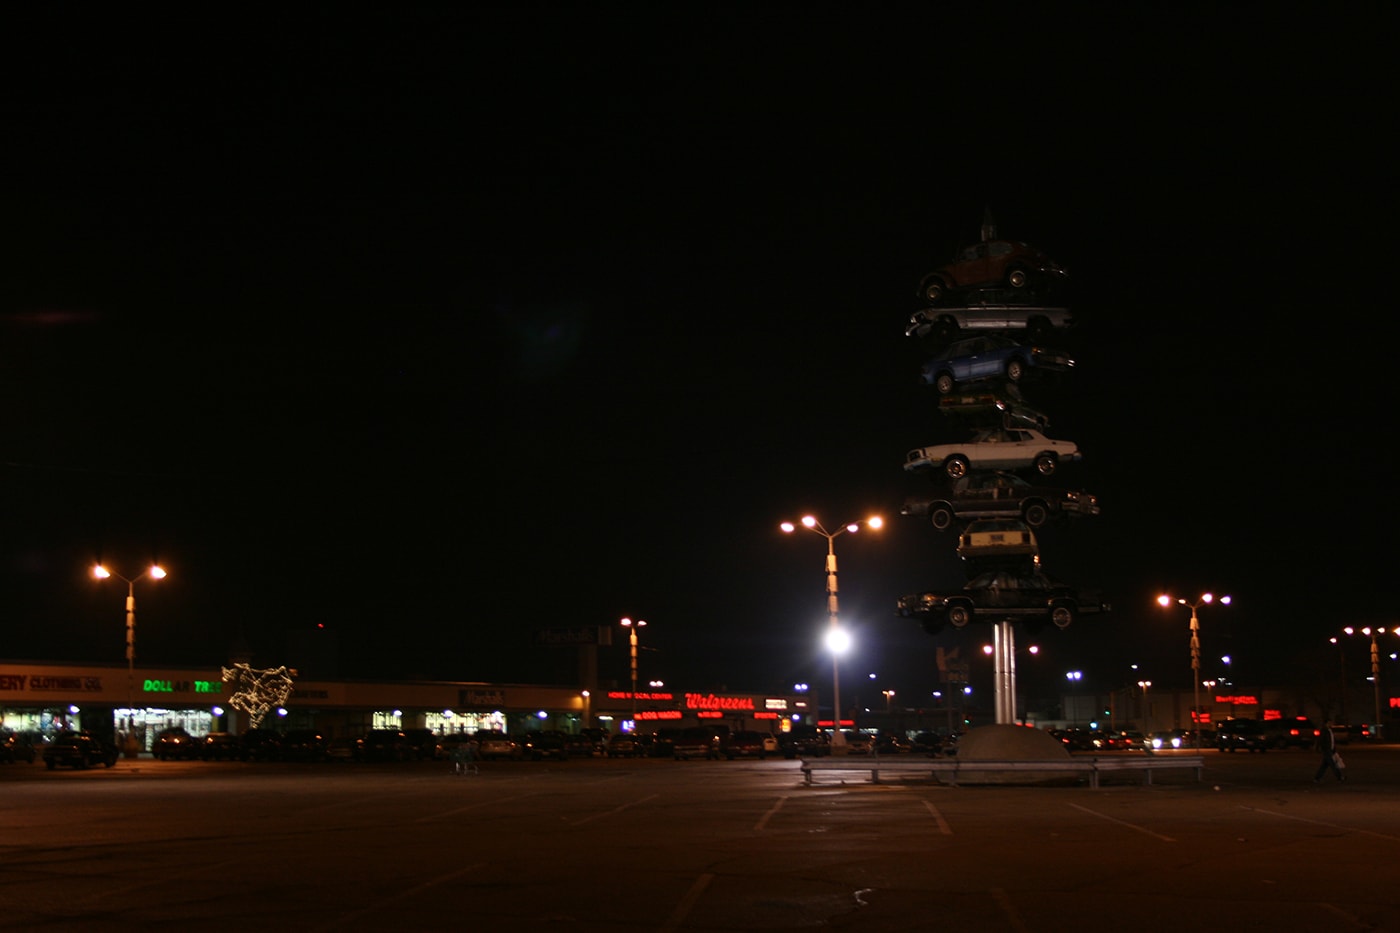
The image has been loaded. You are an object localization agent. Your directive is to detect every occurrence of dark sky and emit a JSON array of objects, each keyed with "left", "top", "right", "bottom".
[{"left": 2, "top": 8, "right": 1392, "bottom": 709}]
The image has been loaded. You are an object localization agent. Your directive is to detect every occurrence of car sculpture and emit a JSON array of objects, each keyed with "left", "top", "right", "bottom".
[
  {"left": 917, "top": 239, "right": 1067, "bottom": 305},
  {"left": 906, "top": 303, "right": 1074, "bottom": 344},
  {"left": 920, "top": 334, "right": 1073, "bottom": 395},
  {"left": 905, "top": 427, "right": 1081, "bottom": 479},
  {"left": 901, "top": 470, "right": 1100, "bottom": 530},
  {"left": 896, "top": 568, "right": 1109, "bottom": 633},
  {"left": 957, "top": 518, "right": 1039, "bottom": 567}
]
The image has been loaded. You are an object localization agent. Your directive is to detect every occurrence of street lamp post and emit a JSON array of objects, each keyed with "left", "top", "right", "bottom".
[
  {"left": 1341, "top": 625, "right": 1396, "bottom": 737},
  {"left": 780, "top": 514, "right": 882, "bottom": 750},
  {"left": 1158, "top": 592, "right": 1230, "bottom": 749},
  {"left": 1066, "top": 670, "right": 1082, "bottom": 726},
  {"left": 619, "top": 617, "right": 646, "bottom": 731},
  {"left": 94, "top": 563, "right": 167, "bottom": 755}
]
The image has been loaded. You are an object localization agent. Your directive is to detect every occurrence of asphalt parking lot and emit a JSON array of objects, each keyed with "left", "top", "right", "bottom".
[{"left": 3, "top": 745, "right": 1398, "bottom": 932}]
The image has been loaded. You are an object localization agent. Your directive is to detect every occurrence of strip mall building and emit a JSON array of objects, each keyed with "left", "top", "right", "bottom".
[{"left": 0, "top": 660, "right": 816, "bottom": 751}]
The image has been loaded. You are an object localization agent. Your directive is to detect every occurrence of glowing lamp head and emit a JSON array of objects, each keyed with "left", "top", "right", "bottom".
[{"left": 825, "top": 627, "right": 851, "bottom": 655}]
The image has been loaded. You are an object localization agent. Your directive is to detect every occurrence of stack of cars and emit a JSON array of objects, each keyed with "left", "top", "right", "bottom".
[{"left": 898, "top": 217, "right": 1108, "bottom": 637}]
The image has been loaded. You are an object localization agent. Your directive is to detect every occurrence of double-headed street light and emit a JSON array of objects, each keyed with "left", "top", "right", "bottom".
[
  {"left": 780, "top": 514, "right": 882, "bottom": 749},
  {"left": 1158, "top": 592, "right": 1230, "bottom": 749},
  {"left": 94, "top": 563, "right": 167, "bottom": 748},
  {"left": 619, "top": 617, "right": 647, "bottom": 731}
]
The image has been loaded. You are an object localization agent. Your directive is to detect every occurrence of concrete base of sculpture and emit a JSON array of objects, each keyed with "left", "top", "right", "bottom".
[{"left": 952, "top": 724, "right": 1073, "bottom": 785}]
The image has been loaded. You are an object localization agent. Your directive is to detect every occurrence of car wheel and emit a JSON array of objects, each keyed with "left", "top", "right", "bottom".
[
  {"left": 1007, "top": 267, "right": 1029, "bottom": 289},
  {"left": 929, "top": 506, "right": 955, "bottom": 531},
  {"left": 1005, "top": 358, "right": 1025, "bottom": 383},
  {"left": 944, "top": 456, "right": 969, "bottom": 480},
  {"left": 1051, "top": 605, "right": 1074, "bottom": 629},
  {"left": 948, "top": 604, "right": 972, "bottom": 628},
  {"left": 923, "top": 278, "right": 945, "bottom": 304},
  {"left": 931, "top": 317, "right": 957, "bottom": 343},
  {"left": 934, "top": 372, "right": 955, "bottom": 395},
  {"left": 1022, "top": 502, "right": 1049, "bottom": 527},
  {"left": 1033, "top": 453, "right": 1057, "bottom": 475}
]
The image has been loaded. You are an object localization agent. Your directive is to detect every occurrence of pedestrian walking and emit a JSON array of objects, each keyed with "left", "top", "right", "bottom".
[{"left": 1314, "top": 719, "right": 1345, "bottom": 783}]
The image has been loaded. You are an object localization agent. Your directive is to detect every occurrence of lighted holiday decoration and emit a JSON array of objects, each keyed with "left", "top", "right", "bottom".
[{"left": 220, "top": 663, "right": 295, "bottom": 727}]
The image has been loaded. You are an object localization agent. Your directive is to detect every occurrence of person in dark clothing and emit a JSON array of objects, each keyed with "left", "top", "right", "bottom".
[{"left": 1314, "top": 720, "right": 1345, "bottom": 782}]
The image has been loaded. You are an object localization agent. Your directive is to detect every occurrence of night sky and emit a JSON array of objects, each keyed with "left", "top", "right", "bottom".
[{"left": 3, "top": 8, "right": 1392, "bottom": 710}]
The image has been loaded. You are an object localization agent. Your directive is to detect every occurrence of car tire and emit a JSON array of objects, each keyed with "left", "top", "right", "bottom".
[
  {"left": 1051, "top": 605, "right": 1074, "bottom": 629},
  {"left": 948, "top": 604, "right": 972, "bottom": 628},
  {"left": 929, "top": 506, "right": 955, "bottom": 531},
  {"left": 1022, "top": 502, "right": 1049, "bottom": 527},
  {"left": 934, "top": 372, "right": 955, "bottom": 395},
  {"left": 1033, "top": 453, "right": 1057, "bottom": 475},
  {"left": 931, "top": 317, "right": 957, "bottom": 343},
  {"left": 1005, "top": 358, "right": 1025, "bottom": 383},
  {"left": 1007, "top": 267, "right": 1029, "bottom": 289},
  {"left": 923, "top": 278, "right": 945, "bottom": 304},
  {"left": 944, "top": 456, "right": 970, "bottom": 480}
]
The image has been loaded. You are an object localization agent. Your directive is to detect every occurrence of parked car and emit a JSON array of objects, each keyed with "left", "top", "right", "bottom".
[
  {"left": 198, "top": 731, "right": 242, "bottom": 761},
  {"left": 906, "top": 302, "right": 1074, "bottom": 343},
  {"left": 43, "top": 731, "right": 118, "bottom": 769},
  {"left": 897, "top": 568, "right": 1109, "bottom": 633},
  {"left": 280, "top": 729, "right": 331, "bottom": 762},
  {"left": 401, "top": 728, "right": 439, "bottom": 761},
  {"left": 1216, "top": 719, "right": 1270, "bottom": 753},
  {"left": 917, "top": 238, "right": 1067, "bottom": 306},
  {"left": 1, "top": 731, "right": 37, "bottom": 764},
  {"left": 1262, "top": 717, "right": 1319, "bottom": 749},
  {"left": 361, "top": 729, "right": 413, "bottom": 762},
  {"left": 902, "top": 470, "right": 1100, "bottom": 531},
  {"left": 724, "top": 731, "right": 774, "bottom": 760},
  {"left": 521, "top": 730, "right": 569, "bottom": 761},
  {"left": 152, "top": 726, "right": 201, "bottom": 760},
  {"left": 920, "top": 334, "right": 1073, "bottom": 395},
  {"left": 839, "top": 731, "right": 875, "bottom": 755},
  {"left": 672, "top": 727, "right": 723, "bottom": 760},
  {"left": 473, "top": 731, "right": 522, "bottom": 761},
  {"left": 561, "top": 732, "right": 600, "bottom": 758},
  {"left": 957, "top": 518, "right": 1039, "bottom": 565},
  {"left": 326, "top": 735, "right": 364, "bottom": 762},
  {"left": 780, "top": 726, "right": 830, "bottom": 759},
  {"left": 873, "top": 732, "right": 911, "bottom": 755},
  {"left": 604, "top": 732, "right": 643, "bottom": 759},
  {"left": 239, "top": 728, "right": 283, "bottom": 762},
  {"left": 904, "top": 427, "right": 1082, "bottom": 479}
]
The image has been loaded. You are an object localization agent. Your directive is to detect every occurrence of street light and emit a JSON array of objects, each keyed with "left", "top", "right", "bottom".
[
  {"left": 94, "top": 563, "right": 167, "bottom": 753},
  {"left": 619, "top": 617, "right": 646, "bottom": 731},
  {"left": 780, "top": 513, "right": 883, "bottom": 749},
  {"left": 1158, "top": 592, "right": 1230, "bottom": 749},
  {"left": 1066, "top": 670, "right": 1082, "bottom": 726},
  {"left": 1340, "top": 625, "right": 1398, "bottom": 736}
]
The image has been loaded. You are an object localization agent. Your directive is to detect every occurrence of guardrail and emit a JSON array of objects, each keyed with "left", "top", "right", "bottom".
[{"left": 799, "top": 755, "right": 1205, "bottom": 789}]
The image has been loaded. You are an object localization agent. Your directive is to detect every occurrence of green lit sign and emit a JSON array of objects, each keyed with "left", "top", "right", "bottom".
[{"left": 142, "top": 679, "right": 223, "bottom": 694}]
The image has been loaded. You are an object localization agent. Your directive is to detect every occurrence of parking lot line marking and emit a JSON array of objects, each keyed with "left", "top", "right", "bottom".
[
  {"left": 570, "top": 793, "right": 660, "bottom": 826},
  {"left": 311, "top": 862, "right": 486, "bottom": 931},
  {"left": 416, "top": 792, "right": 539, "bottom": 823},
  {"left": 1068, "top": 803, "right": 1176, "bottom": 842},
  {"left": 754, "top": 795, "right": 787, "bottom": 831},
  {"left": 657, "top": 872, "right": 713, "bottom": 933},
  {"left": 923, "top": 800, "right": 953, "bottom": 835},
  {"left": 1242, "top": 806, "right": 1400, "bottom": 842},
  {"left": 991, "top": 887, "right": 1030, "bottom": 932}
]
